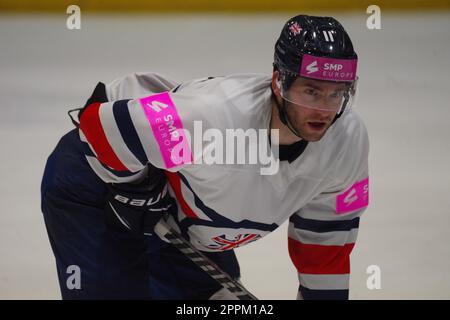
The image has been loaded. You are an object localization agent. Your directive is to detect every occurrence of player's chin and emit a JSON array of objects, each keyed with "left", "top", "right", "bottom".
[{"left": 303, "top": 134, "right": 324, "bottom": 142}]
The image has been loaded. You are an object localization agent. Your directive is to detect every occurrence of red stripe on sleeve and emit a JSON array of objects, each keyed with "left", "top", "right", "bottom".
[
  {"left": 79, "top": 102, "right": 128, "bottom": 171},
  {"left": 165, "top": 172, "right": 199, "bottom": 219},
  {"left": 288, "top": 237, "right": 355, "bottom": 274}
]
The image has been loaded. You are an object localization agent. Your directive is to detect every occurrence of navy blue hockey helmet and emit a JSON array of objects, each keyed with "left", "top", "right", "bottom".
[{"left": 274, "top": 15, "right": 358, "bottom": 87}]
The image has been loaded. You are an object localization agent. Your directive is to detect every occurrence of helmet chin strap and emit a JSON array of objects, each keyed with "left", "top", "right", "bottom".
[
  {"left": 330, "top": 92, "right": 349, "bottom": 124},
  {"left": 272, "top": 93, "right": 304, "bottom": 139}
]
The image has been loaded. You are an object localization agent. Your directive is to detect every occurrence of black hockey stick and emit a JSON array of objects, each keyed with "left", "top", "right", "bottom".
[{"left": 153, "top": 219, "right": 258, "bottom": 300}]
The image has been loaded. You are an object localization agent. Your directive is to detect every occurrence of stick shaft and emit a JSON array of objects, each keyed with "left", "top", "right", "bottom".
[{"left": 153, "top": 220, "right": 258, "bottom": 300}]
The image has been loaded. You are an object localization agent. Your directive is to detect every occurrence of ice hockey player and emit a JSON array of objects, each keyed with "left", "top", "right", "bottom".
[{"left": 41, "top": 14, "right": 369, "bottom": 300}]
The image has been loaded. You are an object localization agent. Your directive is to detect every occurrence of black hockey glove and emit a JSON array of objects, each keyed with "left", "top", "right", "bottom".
[{"left": 104, "top": 165, "right": 176, "bottom": 236}]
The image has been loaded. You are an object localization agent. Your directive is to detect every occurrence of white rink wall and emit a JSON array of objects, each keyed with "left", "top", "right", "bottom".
[{"left": 0, "top": 12, "right": 449, "bottom": 299}]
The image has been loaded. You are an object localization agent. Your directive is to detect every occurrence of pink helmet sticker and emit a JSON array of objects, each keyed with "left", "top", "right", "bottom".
[
  {"left": 140, "top": 92, "right": 192, "bottom": 169},
  {"left": 300, "top": 54, "right": 357, "bottom": 82},
  {"left": 336, "top": 177, "right": 369, "bottom": 215}
]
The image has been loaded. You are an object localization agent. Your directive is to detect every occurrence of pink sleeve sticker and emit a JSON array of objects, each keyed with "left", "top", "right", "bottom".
[
  {"left": 336, "top": 177, "right": 369, "bottom": 215},
  {"left": 139, "top": 92, "right": 192, "bottom": 169}
]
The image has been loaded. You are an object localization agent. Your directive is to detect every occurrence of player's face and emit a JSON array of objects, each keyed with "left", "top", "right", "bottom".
[{"left": 283, "top": 78, "right": 346, "bottom": 142}]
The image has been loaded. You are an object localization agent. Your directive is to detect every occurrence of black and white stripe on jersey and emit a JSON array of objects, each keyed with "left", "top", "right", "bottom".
[
  {"left": 111, "top": 100, "right": 148, "bottom": 167},
  {"left": 289, "top": 215, "right": 360, "bottom": 233},
  {"left": 176, "top": 172, "right": 279, "bottom": 232}
]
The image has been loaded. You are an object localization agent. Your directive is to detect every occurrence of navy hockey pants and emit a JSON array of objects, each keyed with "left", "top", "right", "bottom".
[{"left": 41, "top": 129, "right": 240, "bottom": 299}]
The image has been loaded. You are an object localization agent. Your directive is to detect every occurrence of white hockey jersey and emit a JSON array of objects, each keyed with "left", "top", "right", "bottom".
[{"left": 78, "top": 72, "right": 370, "bottom": 299}]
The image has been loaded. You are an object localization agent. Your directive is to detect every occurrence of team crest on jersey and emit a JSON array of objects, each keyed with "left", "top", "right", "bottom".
[{"left": 206, "top": 233, "right": 262, "bottom": 250}]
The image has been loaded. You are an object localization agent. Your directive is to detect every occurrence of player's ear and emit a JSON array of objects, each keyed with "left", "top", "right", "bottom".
[{"left": 271, "top": 71, "right": 281, "bottom": 96}]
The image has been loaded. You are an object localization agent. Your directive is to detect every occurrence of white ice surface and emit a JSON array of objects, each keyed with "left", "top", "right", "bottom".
[{"left": 0, "top": 12, "right": 449, "bottom": 299}]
